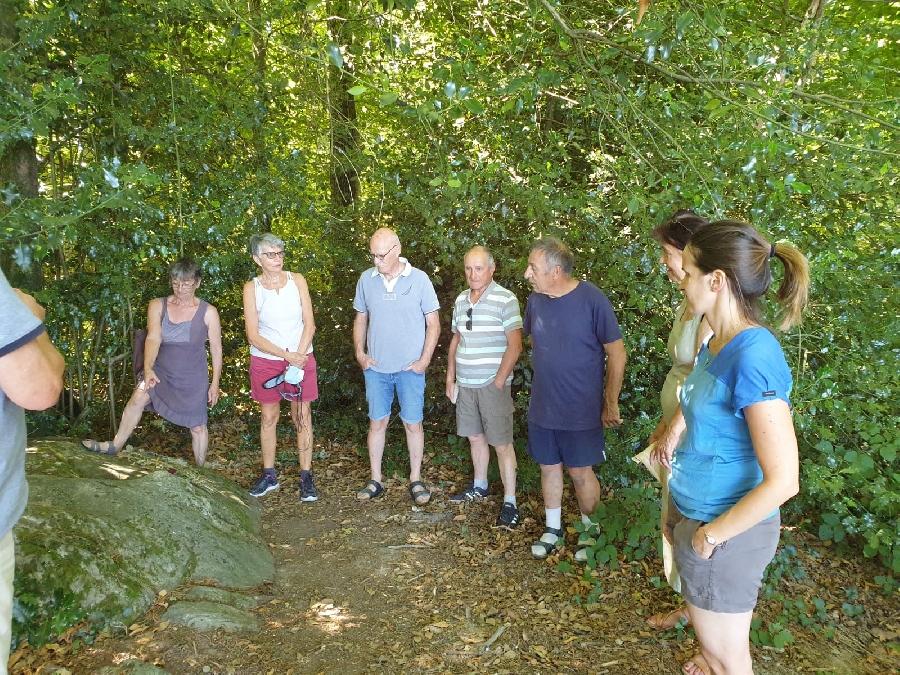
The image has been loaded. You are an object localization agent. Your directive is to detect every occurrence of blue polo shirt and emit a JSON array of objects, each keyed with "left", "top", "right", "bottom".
[{"left": 353, "top": 259, "right": 440, "bottom": 374}]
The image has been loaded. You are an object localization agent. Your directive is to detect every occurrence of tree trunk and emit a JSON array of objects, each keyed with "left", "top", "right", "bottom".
[
  {"left": 0, "top": 0, "right": 42, "bottom": 287},
  {"left": 327, "top": 0, "right": 359, "bottom": 208}
]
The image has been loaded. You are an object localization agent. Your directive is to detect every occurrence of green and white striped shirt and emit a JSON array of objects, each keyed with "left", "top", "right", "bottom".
[{"left": 451, "top": 281, "right": 523, "bottom": 387}]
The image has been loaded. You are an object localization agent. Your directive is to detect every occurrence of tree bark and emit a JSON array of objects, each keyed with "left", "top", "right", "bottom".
[{"left": 327, "top": 0, "right": 359, "bottom": 208}]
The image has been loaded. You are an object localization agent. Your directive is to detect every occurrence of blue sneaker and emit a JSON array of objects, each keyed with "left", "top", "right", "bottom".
[
  {"left": 448, "top": 482, "right": 489, "bottom": 503},
  {"left": 249, "top": 474, "right": 279, "bottom": 497}
]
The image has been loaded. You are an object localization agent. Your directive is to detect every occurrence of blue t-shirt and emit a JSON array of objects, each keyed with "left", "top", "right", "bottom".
[
  {"left": 353, "top": 261, "right": 440, "bottom": 374},
  {"left": 523, "top": 281, "right": 623, "bottom": 430},
  {"left": 0, "top": 271, "right": 44, "bottom": 538},
  {"left": 669, "top": 327, "right": 792, "bottom": 522}
]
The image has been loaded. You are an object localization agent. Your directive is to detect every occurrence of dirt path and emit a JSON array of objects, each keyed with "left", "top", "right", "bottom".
[{"left": 11, "top": 441, "right": 899, "bottom": 674}]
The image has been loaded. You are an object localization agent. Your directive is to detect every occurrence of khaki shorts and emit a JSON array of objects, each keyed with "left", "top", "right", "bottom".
[
  {"left": 456, "top": 383, "right": 514, "bottom": 447},
  {"left": 673, "top": 509, "right": 780, "bottom": 613}
]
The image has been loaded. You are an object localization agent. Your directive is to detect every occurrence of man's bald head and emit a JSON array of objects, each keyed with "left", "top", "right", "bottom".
[{"left": 371, "top": 227, "right": 400, "bottom": 250}]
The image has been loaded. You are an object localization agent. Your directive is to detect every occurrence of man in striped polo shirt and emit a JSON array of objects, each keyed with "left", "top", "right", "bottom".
[{"left": 445, "top": 246, "right": 523, "bottom": 528}]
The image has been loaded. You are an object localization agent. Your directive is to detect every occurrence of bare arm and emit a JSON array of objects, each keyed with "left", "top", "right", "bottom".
[
  {"left": 143, "top": 298, "right": 164, "bottom": 388},
  {"left": 0, "top": 292, "right": 65, "bottom": 410},
  {"left": 445, "top": 331, "right": 460, "bottom": 399},
  {"left": 353, "top": 311, "right": 376, "bottom": 370},
  {"left": 601, "top": 338, "right": 626, "bottom": 427},
  {"left": 269, "top": 272, "right": 318, "bottom": 369},
  {"left": 404, "top": 310, "right": 440, "bottom": 373},
  {"left": 205, "top": 304, "right": 223, "bottom": 406},
  {"left": 493, "top": 328, "right": 523, "bottom": 389},
  {"left": 693, "top": 399, "right": 800, "bottom": 559}
]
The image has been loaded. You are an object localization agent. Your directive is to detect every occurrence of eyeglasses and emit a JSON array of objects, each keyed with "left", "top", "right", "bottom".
[
  {"left": 465, "top": 307, "right": 473, "bottom": 331},
  {"left": 369, "top": 244, "right": 397, "bottom": 262},
  {"left": 261, "top": 250, "right": 286, "bottom": 260},
  {"left": 171, "top": 279, "right": 196, "bottom": 288}
]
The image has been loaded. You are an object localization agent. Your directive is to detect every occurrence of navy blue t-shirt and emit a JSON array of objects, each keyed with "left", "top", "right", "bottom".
[{"left": 524, "top": 281, "right": 623, "bottom": 430}]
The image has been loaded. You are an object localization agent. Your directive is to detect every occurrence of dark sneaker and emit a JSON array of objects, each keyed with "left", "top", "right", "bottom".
[
  {"left": 495, "top": 502, "right": 520, "bottom": 529},
  {"left": 448, "top": 483, "right": 489, "bottom": 503},
  {"left": 249, "top": 474, "right": 279, "bottom": 497},
  {"left": 299, "top": 474, "right": 318, "bottom": 502}
]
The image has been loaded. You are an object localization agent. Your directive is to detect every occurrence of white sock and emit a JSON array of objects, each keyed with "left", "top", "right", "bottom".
[
  {"left": 546, "top": 507, "right": 562, "bottom": 531},
  {"left": 582, "top": 513, "right": 592, "bottom": 526},
  {"left": 504, "top": 495, "right": 517, "bottom": 508},
  {"left": 474, "top": 478, "right": 488, "bottom": 490}
]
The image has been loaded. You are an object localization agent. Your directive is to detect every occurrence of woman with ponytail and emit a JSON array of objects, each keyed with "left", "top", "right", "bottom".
[{"left": 665, "top": 221, "right": 809, "bottom": 675}]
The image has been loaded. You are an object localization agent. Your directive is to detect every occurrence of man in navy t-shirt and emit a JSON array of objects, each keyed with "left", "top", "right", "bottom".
[{"left": 522, "top": 237, "right": 626, "bottom": 560}]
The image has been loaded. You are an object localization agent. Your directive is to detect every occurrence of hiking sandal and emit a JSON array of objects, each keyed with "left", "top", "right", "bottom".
[
  {"left": 409, "top": 480, "right": 431, "bottom": 506},
  {"left": 574, "top": 526, "right": 598, "bottom": 562},
  {"left": 82, "top": 439, "right": 117, "bottom": 456},
  {"left": 531, "top": 527, "right": 564, "bottom": 559},
  {"left": 356, "top": 480, "right": 384, "bottom": 501}
]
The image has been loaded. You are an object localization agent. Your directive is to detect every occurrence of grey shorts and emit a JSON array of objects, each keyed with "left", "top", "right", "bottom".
[
  {"left": 673, "top": 508, "right": 780, "bottom": 613},
  {"left": 456, "top": 384, "right": 514, "bottom": 446}
]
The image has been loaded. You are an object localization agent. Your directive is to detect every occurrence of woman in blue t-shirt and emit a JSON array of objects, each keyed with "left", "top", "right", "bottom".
[{"left": 666, "top": 221, "right": 809, "bottom": 675}]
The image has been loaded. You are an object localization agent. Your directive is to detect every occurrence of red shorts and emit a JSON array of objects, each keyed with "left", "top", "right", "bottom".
[{"left": 249, "top": 353, "right": 319, "bottom": 404}]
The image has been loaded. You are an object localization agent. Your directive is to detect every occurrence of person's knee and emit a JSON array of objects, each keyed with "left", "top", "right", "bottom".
[
  {"left": 190, "top": 425, "right": 206, "bottom": 436},
  {"left": 260, "top": 411, "right": 279, "bottom": 428},
  {"left": 403, "top": 420, "right": 423, "bottom": 433},
  {"left": 369, "top": 417, "right": 389, "bottom": 432},
  {"left": 568, "top": 466, "right": 597, "bottom": 487}
]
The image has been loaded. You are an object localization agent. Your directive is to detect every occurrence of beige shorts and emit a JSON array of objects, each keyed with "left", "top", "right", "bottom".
[{"left": 456, "top": 383, "right": 514, "bottom": 447}]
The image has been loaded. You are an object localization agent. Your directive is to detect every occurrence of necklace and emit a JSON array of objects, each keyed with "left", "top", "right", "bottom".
[
  {"left": 262, "top": 271, "right": 282, "bottom": 287},
  {"left": 709, "top": 318, "right": 744, "bottom": 352}
]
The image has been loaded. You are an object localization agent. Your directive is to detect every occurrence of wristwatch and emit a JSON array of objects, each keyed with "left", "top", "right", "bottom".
[{"left": 702, "top": 527, "right": 720, "bottom": 547}]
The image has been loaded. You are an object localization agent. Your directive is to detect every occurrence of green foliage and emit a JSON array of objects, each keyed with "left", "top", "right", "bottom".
[{"left": 567, "top": 483, "right": 661, "bottom": 572}]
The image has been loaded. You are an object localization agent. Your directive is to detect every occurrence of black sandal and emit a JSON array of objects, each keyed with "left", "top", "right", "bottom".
[
  {"left": 531, "top": 527, "right": 564, "bottom": 559},
  {"left": 356, "top": 480, "right": 384, "bottom": 501},
  {"left": 409, "top": 480, "right": 431, "bottom": 505}
]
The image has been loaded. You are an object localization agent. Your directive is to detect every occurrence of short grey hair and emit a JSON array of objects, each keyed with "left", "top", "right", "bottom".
[
  {"left": 467, "top": 245, "right": 495, "bottom": 267},
  {"left": 169, "top": 258, "right": 201, "bottom": 282},
  {"left": 249, "top": 233, "right": 285, "bottom": 257},
  {"left": 531, "top": 237, "right": 574, "bottom": 275}
]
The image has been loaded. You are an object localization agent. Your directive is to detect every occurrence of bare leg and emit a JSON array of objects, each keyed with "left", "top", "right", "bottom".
[
  {"left": 404, "top": 420, "right": 424, "bottom": 483},
  {"left": 260, "top": 401, "right": 281, "bottom": 470},
  {"left": 291, "top": 400, "right": 313, "bottom": 471},
  {"left": 366, "top": 416, "right": 389, "bottom": 483},
  {"left": 494, "top": 442, "right": 517, "bottom": 499},
  {"left": 190, "top": 425, "right": 208, "bottom": 467},
  {"left": 686, "top": 602, "right": 754, "bottom": 675},
  {"left": 540, "top": 462, "right": 564, "bottom": 509},
  {"left": 468, "top": 433, "right": 490, "bottom": 482},
  {"left": 112, "top": 387, "right": 151, "bottom": 450},
  {"left": 568, "top": 465, "right": 601, "bottom": 517}
]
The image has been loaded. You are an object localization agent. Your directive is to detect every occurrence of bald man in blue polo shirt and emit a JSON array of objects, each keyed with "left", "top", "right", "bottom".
[{"left": 353, "top": 228, "right": 440, "bottom": 505}]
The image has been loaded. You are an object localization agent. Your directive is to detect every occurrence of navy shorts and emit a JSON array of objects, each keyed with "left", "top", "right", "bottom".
[{"left": 526, "top": 422, "right": 607, "bottom": 468}]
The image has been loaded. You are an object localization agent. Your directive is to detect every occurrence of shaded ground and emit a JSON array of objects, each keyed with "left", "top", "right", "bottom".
[{"left": 9, "top": 425, "right": 900, "bottom": 674}]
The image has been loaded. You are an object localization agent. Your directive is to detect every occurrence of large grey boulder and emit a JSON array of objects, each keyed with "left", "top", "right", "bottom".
[{"left": 13, "top": 440, "right": 273, "bottom": 640}]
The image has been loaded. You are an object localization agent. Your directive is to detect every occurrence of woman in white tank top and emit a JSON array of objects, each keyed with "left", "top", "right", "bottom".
[{"left": 243, "top": 233, "right": 319, "bottom": 502}]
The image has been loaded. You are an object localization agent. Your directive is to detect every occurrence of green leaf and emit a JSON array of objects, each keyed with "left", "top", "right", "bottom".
[
  {"left": 347, "top": 85, "right": 367, "bottom": 96},
  {"left": 447, "top": 178, "right": 462, "bottom": 188},
  {"left": 325, "top": 41, "right": 343, "bottom": 69},
  {"left": 703, "top": 99, "right": 722, "bottom": 111},
  {"left": 627, "top": 197, "right": 641, "bottom": 214},
  {"left": 428, "top": 177, "right": 443, "bottom": 186},
  {"left": 379, "top": 91, "right": 399, "bottom": 106},
  {"left": 463, "top": 98, "right": 484, "bottom": 115},
  {"left": 444, "top": 81, "right": 457, "bottom": 98},
  {"left": 791, "top": 181, "right": 811, "bottom": 194}
]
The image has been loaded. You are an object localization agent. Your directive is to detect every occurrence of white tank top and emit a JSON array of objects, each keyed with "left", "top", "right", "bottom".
[{"left": 250, "top": 272, "right": 313, "bottom": 360}]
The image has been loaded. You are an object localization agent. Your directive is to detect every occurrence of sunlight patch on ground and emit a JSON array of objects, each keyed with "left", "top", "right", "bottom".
[{"left": 307, "top": 600, "right": 360, "bottom": 634}]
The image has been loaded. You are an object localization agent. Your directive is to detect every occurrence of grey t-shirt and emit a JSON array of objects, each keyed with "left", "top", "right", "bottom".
[
  {"left": 0, "top": 270, "right": 43, "bottom": 538},
  {"left": 353, "top": 261, "right": 440, "bottom": 374}
]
